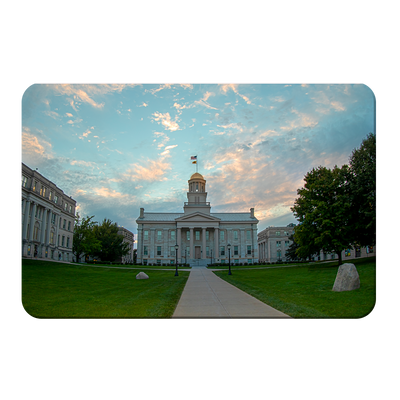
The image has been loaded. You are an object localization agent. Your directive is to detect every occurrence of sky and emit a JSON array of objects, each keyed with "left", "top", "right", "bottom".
[{"left": 22, "top": 83, "right": 375, "bottom": 238}]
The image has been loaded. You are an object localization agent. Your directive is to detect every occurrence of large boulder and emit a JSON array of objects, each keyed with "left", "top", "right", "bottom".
[
  {"left": 136, "top": 271, "right": 149, "bottom": 280},
  {"left": 332, "top": 263, "right": 360, "bottom": 292}
]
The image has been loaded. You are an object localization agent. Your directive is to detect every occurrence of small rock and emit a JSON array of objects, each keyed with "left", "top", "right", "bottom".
[
  {"left": 332, "top": 263, "right": 360, "bottom": 292},
  {"left": 136, "top": 271, "right": 149, "bottom": 280}
]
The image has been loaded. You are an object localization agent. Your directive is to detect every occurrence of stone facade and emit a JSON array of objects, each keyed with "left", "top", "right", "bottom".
[
  {"left": 258, "top": 225, "right": 296, "bottom": 263},
  {"left": 117, "top": 226, "right": 134, "bottom": 263},
  {"left": 22, "top": 163, "right": 76, "bottom": 262},
  {"left": 136, "top": 173, "right": 259, "bottom": 267},
  {"left": 258, "top": 223, "right": 376, "bottom": 263}
]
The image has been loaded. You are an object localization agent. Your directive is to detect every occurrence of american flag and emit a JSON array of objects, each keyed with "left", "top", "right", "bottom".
[{"left": 191, "top": 156, "right": 197, "bottom": 160}]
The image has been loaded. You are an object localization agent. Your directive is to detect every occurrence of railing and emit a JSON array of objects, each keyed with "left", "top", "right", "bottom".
[{"left": 184, "top": 202, "right": 210, "bottom": 206}]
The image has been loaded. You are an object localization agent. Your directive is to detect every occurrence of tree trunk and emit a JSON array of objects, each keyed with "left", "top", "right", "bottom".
[{"left": 337, "top": 251, "right": 342, "bottom": 266}]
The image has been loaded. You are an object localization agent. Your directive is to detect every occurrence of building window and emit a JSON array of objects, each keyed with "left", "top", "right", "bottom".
[
  {"left": 206, "top": 246, "right": 209, "bottom": 256},
  {"left": 62, "top": 236, "right": 65, "bottom": 246},
  {"left": 157, "top": 246, "right": 162, "bottom": 256},
  {"left": 66, "top": 237, "right": 70, "bottom": 248},
  {"left": 58, "top": 235, "right": 60, "bottom": 246},
  {"left": 64, "top": 203, "right": 68, "bottom": 211},
  {"left": 51, "top": 214, "right": 56, "bottom": 224},
  {"left": 247, "top": 259, "right": 252, "bottom": 264},
  {"left": 63, "top": 219, "right": 66, "bottom": 229},
  {"left": 143, "top": 259, "right": 148, "bottom": 265},
  {"left": 156, "top": 259, "right": 161, "bottom": 266},
  {"left": 277, "top": 250, "right": 282, "bottom": 259},
  {"left": 234, "top": 259, "right": 239, "bottom": 264},
  {"left": 187, "top": 231, "right": 190, "bottom": 240},
  {"left": 247, "top": 230, "right": 251, "bottom": 240},
  {"left": 195, "top": 231, "right": 200, "bottom": 240},
  {"left": 171, "top": 230, "right": 176, "bottom": 240},
  {"left": 33, "top": 181, "right": 37, "bottom": 191},
  {"left": 285, "top": 241, "right": 289, "bottom": 247},
  {"left": 27, "top": 245, "right": 31, "bottom": 256},
  {"left": 54, "top": 195, "right": 58, "bottom": 204},
  {"left": 367, "top": 245, "right": 374, "bottom": 253},
  {"left": 37, "top": 207, "right": 41, "bottom": 219},
  {"left": 234, "top": 230, "right": 238, "bottom": 240},
  {"left": 33, "top": 226, "right": 39, "bottom": 241},
  {"left": 19, "top": 175, "right": 28, "bottom": 187},
  {"left": 276, "top": 241, "right": 281, "bottom": 247},
  {"left": 144, "top": 230, "right": 148, "bottom": 240},
  {"left": 220, "top": 246, "right": 225, "bottom": 256},
  {"left": 144, "top": 246, "right": 148, "bottom": 256},
  {"left": 220, "top": 231, "right": 225, "bottom": 241},
  {"left": 157, "top": 231, "right": 162, "bottom": 240},
  {"left": 59, "top": 218, "right": 62, "bottom": 228},
  {"left": 50, "top": 231, "right": 54, "bottom": 244},
  {"left": 68, "top": 221, "right": 71, "bottom": 231},
  {"left": 69, "top": 205, "right": 72, "bottom": 213},
  {"left": 49, "top": 191, "right": 53, "bottom": 201},
  {"left": 206, "top": 231, "right": 209, "bottom": 240},
  {"left": 234, "top": 246, "right": 239, "bottom": 255},
  {"left": 186, "top": 246, "right": 190, "bottom": 256},
  {"left": 170, "top": 246, "right": 175, "bottom": 257},
  {"left": 345, "top": 249, "right": 351, "bottom": 257},
  {"left": 276, "top": 231, "right": 281, "bottom": 236},
  {"left": 247, "top": 245, "right": 252, "bottom": 255},
  {"left": 221, "top": 259, "right": 225, "bottom": 264}
]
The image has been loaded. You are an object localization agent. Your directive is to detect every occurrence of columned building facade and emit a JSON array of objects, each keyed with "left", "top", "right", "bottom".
[
  {"left": 258, "top": 225, "right": 296, "bottom": 263},
  {"left": 22, "top": 163, "right": 76, "bottom": 262},
  {"left": 117, "top": 227, "right": 135, "bottom": 263},
  {"left": 136, "top": 173, "right": 259, "bottom": 266}
]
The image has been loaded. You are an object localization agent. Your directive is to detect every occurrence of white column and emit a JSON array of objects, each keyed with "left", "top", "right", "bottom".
[
  {"left": 253, "top": 228, "right": 258, "bottom": 260},
  {"left": 240, "top": 228, "right": 245, "bottom": 258},
  {"left": 22, "top": 200, "right": 31, "bottom": 240},
  {"left": 150, "top": 228, "right": 155, "bottom": 259},
  {"left": 137, "top": 225, "right": 143, "bottom": 263},
  {"left": 40, "top": 207, "right": 47, "bottom": 245},
  {"left": 177, "top": 227, "right": 181, "bottom": 263},
  {"left": 190, "top": 227, "right": 194, "bottom": 259},
  {"left": 28, "top": 202, "right": 36, "bottom": 241},
  {"left": 45, "top": 210, "right": 52, "bottom": 246},
  {"left": 214, "top": 227, "right": 219, "bottom": 258},
  {"left": 202, "top": 227, "right": 206, "bottom": 259}
]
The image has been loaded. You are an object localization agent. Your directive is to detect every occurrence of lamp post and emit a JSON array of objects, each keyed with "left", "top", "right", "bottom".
[
  {"left": 227, "top": 243, "right": 232, "bottom": 275},
  {"left": 175, "top": 244, "right": 179, "bottom": 276}
]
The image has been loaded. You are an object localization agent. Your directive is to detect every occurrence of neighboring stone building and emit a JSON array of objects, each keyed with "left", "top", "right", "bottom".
[
  {"left": 258, "top": 223, "right": 375, "bottom": 263},
  {"left": 117, "top": 226, "right": 134, "bottom": 263},
  {"left": 258, "top": 224, "right": 296, "bottom": 263},
  {"left": 136, "top": 172, "right": 259, "bottom": 266},
  {"left": 22, "top": 163, "right": 76, "bottom": 262}
]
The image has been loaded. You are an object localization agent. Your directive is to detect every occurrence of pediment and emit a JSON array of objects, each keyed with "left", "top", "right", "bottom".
[{"left": 175, "top": 212, "right": 221, "bottom": 222}]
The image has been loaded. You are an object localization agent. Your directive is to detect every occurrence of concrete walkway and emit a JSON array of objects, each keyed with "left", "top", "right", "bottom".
[{"left": 172, "top": 267, "right": 291, "bottom": 318}]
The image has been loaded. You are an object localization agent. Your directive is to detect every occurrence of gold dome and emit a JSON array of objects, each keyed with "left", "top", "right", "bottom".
[{"left": 190, "top": 172, "right": 204, "bottom": 180}]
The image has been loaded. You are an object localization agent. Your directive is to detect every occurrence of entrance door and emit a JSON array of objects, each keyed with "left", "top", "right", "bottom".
[{"left": 195, "top": 246, "right": 201, "bottom": 259}]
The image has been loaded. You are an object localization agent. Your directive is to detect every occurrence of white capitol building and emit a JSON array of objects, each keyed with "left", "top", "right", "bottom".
[{"left": 136, "top": 172, "right": 259, "bottom": 267}]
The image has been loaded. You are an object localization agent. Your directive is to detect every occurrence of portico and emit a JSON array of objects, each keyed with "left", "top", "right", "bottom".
[{"left": 136, "top": 172, "right": 259, "bottom": 266}]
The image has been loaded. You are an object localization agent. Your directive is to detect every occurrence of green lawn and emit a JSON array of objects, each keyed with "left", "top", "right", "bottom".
[
  {"left": 213, "top": 257, "right": 376, "bottom": 318},
  {"left": 22, "top": 259, "right": 189, "bottom": 318}
]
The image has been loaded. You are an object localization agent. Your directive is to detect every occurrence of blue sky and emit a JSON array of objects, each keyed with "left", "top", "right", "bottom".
[{"left": 22, "top": 83, "right": 375, "bottom": 237}]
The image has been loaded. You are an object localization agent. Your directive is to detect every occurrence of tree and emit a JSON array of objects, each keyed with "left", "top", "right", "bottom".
[
  {"left": 72, "top": 215, "right": 101, "bottom": 263},
  {"left": 285, "top": 234, "right": 307, "bottom": 261},
  {"left": 291, "top": 165, "right": 353, "bottom": 265},
  {"left": 348, "top": 133, "right": 376, "bottom": 247},
  {"left": 92, "top": 218, "right": 130, "bottom": 262}
]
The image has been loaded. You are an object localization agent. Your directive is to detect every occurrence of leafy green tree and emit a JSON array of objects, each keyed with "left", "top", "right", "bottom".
[
  {"left": 348, "top": 133, "right": 376, "bottom": 247},
  {"left": 291, "top": 165, "right": 353, "bottom": 265},
  {"left": 92, "top": 218, "right": 130, "bottom": 262},
  {"left": 72, "top": 215, "right": 101, "bottom": 263}
]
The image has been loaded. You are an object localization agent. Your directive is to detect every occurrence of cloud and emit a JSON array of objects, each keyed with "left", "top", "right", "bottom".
[
  {"left": 50, "top": 84, "right": 136, "bottom": 110},
  {"left": 164, "top": 144, "right": 178, "bottom": 150},
  {"left": 152, "top": 112, "right": 180, "bottom": 131},
  {"left": 70, "top": 160, "right": 97, "bottom": 168},
  {"left": 220, "top": 84, "right": 252, "bottom": 104},
  {"left": 94, "top": 187, "right": 129, "bottom": 199},
  {"left": 280, "top": 109, "right": 318, "bottom": 131},
  {"left": 44, "top": 110, "right": 60, "bottom": 119},
  {"left": 124, "top": 158, "right": 171, "bottom": 182},
  {"left": 65, "top": 112, "right": 73, "bottom": 117},
  {"left": 311, "top": 90, "right": 346, "bottom": 114},
  {"left": 145, "top": 84, "right": 172, "bottom": 95},
  {"left": 22, "top": 128, "right": 52, "bottom": 158}
]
